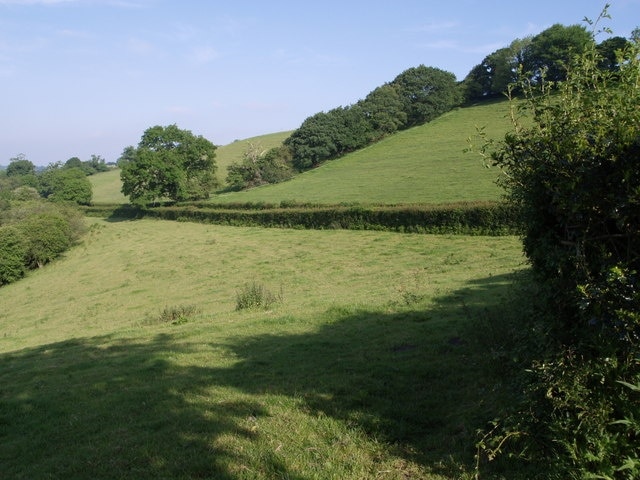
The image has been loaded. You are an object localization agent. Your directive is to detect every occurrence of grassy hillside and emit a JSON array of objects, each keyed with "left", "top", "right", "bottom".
[
  {"left": 215, "top": 130, "right": 292, "bottom": 179},
  {"left": 90, "top": 99, "right": 513, "bottom": 205},
  {"left": 211, "top": 99, "right": 513, "bottom": 205},
  {"left": 89, "top": 168, "right": 127, "bottom": 203},
  {"left": 0, "top": 217, "right": 528, "bottom": 479}
]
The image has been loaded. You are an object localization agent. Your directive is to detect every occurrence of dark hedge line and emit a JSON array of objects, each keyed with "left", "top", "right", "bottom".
[{"left": 84, "top": 201, "right": 520, "bottom": 235}]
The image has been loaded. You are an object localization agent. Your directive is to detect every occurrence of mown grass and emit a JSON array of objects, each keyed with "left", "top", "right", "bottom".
[{"left": 0, "top": 218, "right": 528, "bottom": 479}]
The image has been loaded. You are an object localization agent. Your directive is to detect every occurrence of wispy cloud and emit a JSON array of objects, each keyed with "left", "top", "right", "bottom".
[{"left": 126, "top": 36, "right": 155, "bottom": 55}]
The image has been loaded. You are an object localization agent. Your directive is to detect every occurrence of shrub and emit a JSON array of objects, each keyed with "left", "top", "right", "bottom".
[
  {"left": 235, "top": 282, "right": 282, "bottom": 311},
  {"left": 17, "top": 213, "right": 73, "bottom": 268},
  {"left": 0, "top": 225, "right": 27, "bottom": 285},
  {"left": 482, "top": 13, "right": 640, "bottom": 478}
]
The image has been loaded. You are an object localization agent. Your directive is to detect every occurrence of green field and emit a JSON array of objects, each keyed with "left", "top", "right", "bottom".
[
  {"left": 0, "top": 218, "right": 527, "bottom": 479},
  {"left": 4, "top": 97, "right": 534, "bottom": 478},
  {"left": 90, "top": 99, "right": 513, "bottom": 206}
]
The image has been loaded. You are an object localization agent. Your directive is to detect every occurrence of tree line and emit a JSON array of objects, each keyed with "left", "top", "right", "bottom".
[
  {"left": 0, "top": 154, "right": 103, "bottom": 206},
  {"left": 225, "top": 22, "right": 637, "bottom": 192}
]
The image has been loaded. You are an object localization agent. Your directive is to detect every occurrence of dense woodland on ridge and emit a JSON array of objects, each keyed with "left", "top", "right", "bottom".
[{"left": 1, "top": 12, "right": 640, "bottom": 479}]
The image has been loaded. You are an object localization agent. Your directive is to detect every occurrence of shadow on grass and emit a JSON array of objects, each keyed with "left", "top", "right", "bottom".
[{"left": 0, "top": 271, "right": 530, "bottom": 479}]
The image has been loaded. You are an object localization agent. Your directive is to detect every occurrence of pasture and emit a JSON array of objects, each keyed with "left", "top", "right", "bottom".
[{"left": 0, "top": 218, "right": 527, "bottom": 479}]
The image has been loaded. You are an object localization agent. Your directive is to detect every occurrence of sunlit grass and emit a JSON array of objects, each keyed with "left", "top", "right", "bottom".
[
  {"left": 0, "top": 218, "right": 527, "bottom": 479},
  {"left": 210, "top": 99, "right": 513, "bottom": 205}
]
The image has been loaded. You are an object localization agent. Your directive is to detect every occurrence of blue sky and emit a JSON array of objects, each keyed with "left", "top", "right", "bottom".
[{"left": 1, "top": 0, "right": 638, "bottom": 165}]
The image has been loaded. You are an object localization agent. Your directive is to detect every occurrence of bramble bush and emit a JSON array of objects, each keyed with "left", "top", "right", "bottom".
[{"left": 479, "top": 13, "right": 640, "bottom": 479}]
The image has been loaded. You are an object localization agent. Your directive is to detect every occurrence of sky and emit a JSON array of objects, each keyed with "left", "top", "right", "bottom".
[{"left": 1, "top": 0, "right": 638, "bottom": 165}]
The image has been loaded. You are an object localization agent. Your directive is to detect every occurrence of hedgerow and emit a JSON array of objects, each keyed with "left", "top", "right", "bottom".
[{"left": 83, "top": 201, "right": 520, "bottom": 236}]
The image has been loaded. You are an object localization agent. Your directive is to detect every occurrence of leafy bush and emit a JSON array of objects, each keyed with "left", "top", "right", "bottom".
[
  {"left": 0, "top": 225, "right": 27, "bottom": 285},
  {"left": 0, "top": 201, "right": 86, "bottom": 284},
  {"left": 39, "top": 167, "right": 93, "bottom": 205},
  {"left": 481, "top": 14, "right": 640, "bottom": 478}
]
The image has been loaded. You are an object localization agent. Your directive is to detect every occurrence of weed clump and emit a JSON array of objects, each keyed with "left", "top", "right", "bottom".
[
  {"left": 147, "top": 305, "right": 200, "bottom": 325},
  {"left": 235, "top": 282, "right": 282, "bottom": 311}
]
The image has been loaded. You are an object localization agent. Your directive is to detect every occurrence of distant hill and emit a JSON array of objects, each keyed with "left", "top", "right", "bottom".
[{"left": 90, "top": 98, "right": 514, "bottom": 205}]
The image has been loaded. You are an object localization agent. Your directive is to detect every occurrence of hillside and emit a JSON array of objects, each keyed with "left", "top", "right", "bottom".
[
  {"left": 213, "top": 99, "right": 512, "bottom": 205},
  {"left": 91, "top": 99, "right": 513, "bottom": 205},
  {"left": 215, "top": 130, "right": 292, "bottom": 178}
]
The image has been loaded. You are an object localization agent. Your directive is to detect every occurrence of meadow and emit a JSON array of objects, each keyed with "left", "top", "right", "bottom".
[
  {"left": 2, "top": 97, "right": 534, "bottom": 479},
  {"left": 0, "top": 217, "right": 528, "bottom": 479}
]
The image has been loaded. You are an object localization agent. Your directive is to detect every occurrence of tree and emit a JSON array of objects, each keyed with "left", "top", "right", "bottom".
[
  {"left": 0, "top": 226, "right": 27, "bottom": 285},
  {"left": 390, "top": 65, "right": 459, "bottom": 126},
  {"left": 522, "top": 23, "right": 593, "bottom": 82},
  {"left": 359, "top": 84, "right": 407, "bottom": 137},
  {"left": 226, "top": 143, "right": 293, "bottom": 190},
  {"left": 596, "top": 35, "right": 631, "bottom": 71},
  {"left": 462, "top": 38, "right": 531, "bottom": 100},
  {"left": 120, "top": 124, "right": 218, "bottom": 204},
  {"left": 39, "top": 167, "right": 93, "bottom": 205},
  {"left": 117, "top": 146, "right": 137, "bottom": 168},
  {"left": 6, "top": 154, "right": 35, "bottom": 177}
]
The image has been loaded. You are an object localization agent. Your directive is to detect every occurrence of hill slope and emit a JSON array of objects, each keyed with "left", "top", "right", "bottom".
[
  {"left": 212, "top": 99, "right": 513, "bottom": 205},
  {"left": 91, "top": 99, "right": 513, "bottom": 205}
]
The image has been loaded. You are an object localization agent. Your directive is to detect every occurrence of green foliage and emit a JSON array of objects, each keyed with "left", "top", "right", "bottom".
[
  {"left": 6, "top": 155, "right": 35, "bottom": 178},
  {"left": 0, "top": 201, "right": 86, "bottom": 283},
  {"left": 110, "top": 201, "right": 519, "bottom": 235},
  {"left": 462, "top": 38, "right": 530, "bottom": 100},
  {"left": 235, "top": 281, "right": 282, "bottom": 310},
  {"left": 225, "top": 143, "right": 294, "bottom": 190},
  {"left": 391, "top": 65, "right": 460, "bottom": 126},
  {"left": 17, "top": 213, "right": 73, "bottom": 269},
  {"left": 39, "top": 167, "right": 93, "bottom": 205},
  {"left": 64, "top": 154, "right": 110, "bottom": 176},
  {"left": 120, "top": 124, "right": 219, "bottom": 204},
  {"left": 284, "top": 64, "right": 459, "bottom": 171},
  {"left": 522, "top": 23, "right": 593, "bottom": 82},
  {"left": 484, "top": 13, "right": 640, "bottom": 478},
  {"left": 0, "top": 225, "right": 27, "bottom": 285}
]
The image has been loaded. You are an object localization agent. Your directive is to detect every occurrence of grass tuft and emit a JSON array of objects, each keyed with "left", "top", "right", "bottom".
[{"left": 235, "top": 282, "right": 283, "bottom": 311}]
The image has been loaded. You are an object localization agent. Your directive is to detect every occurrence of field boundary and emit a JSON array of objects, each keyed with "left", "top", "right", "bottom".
[{"left": 83, "top": 201, "right": 520, "bottom": 235}]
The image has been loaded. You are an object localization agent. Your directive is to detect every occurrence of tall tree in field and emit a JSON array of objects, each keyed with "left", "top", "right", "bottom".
[{"left": 120, "top": 124, "right": 218, "bottom": 204}]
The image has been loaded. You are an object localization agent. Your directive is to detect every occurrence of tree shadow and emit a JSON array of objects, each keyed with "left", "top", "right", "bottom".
[
  {"left": 0, "top": 270, "right": 530, "bottom": 479},
  {"left": 0, "top": 334, "right": 300, "bottom": 479},
  {"left": 210, "top": 270, "right": 530, "bottom": 476}
]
